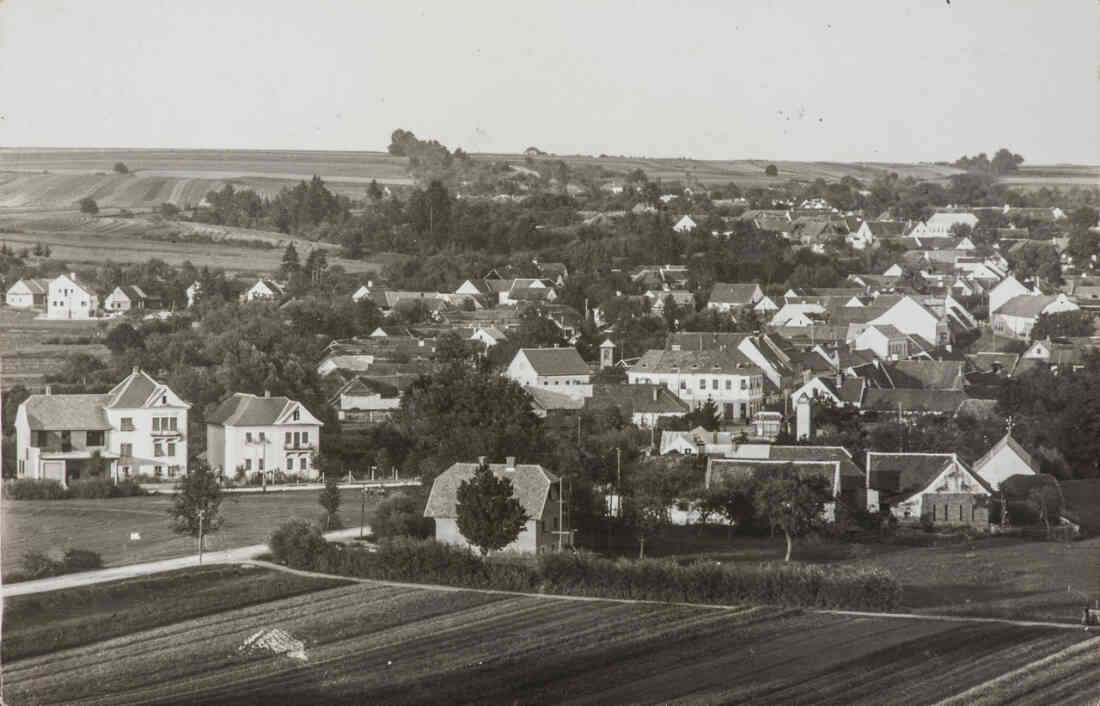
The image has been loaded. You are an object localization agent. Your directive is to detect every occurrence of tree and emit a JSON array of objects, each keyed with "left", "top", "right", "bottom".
[
  {"left": 318, "top": 475, "right": 342, "bottom": 530},
  {"left": 104, "top": 322, "right": 145, "bottom": 354},
  {"left": 280, "top": 243, "right": 300, "bottom": 279},
  {"left": 370, "top": 490, "right": 434, "bottom": 540},
  {"left": 1030, "top": 310, "right": 1095, "bottom": 342},
  {"left": 168, "top": 458, "right": 223, "bottom": 538},
  {"left": 699, "top": 475, "right": 758, "bottom": 537},
  {"left": 367, "top": 179, "right": 384, "bottom": 202},
  {"left": 752, "top": 465, "right": 828, "bottom": 561},
  {"left": 113, "top": 162, "right": 130, "bottom": 174},
  {"left": 991, "top": 148, "right": 1025, "bottom": 175},
  {"left": 79, "top": 197, "right": 99, "bottom": 215},
  {"left": 160, "top": 202, "right": 181, "bottom": 218},
  {"left": 684, "top": 398, "right": 721, "bottom": 431},
  {"left": 1027, "top": 485, "right": 1060, "bottom": 538},
  {"left": 764, "top": 164, "right": 778, "bottom": 177},
  {"left": 455, "top": 462, "right": 528, "bottom": 555}
]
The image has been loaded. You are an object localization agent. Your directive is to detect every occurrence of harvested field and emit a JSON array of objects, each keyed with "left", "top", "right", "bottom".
[
  {"left": 0, "top": 490, "right": 378, "bottom": 578},
  {"left": 3, "top": 577, "right": 1095, "bottom": 705},
  {"left": 1, "top": 564, "right": 349, "bottom": 661}
]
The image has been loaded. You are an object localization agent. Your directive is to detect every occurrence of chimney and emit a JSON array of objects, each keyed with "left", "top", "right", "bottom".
[
  {"left": 44, "top": 385, "right": 52, "bottom": 395},
  {"left": 478, "top": 455, "right": 487, "bottom": 466},
  {"left": 264, "top": 390, "right": 271, "bottom": 398},
  {"left": 505, "top": 456, "right": 516, "bottom": 470}
]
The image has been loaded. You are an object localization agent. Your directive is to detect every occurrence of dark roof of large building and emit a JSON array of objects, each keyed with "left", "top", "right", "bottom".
[
  {"left": 586, "top": 384, "right": 690, "bottom": 416},
  {"left": 708, "top": 283, "right": 761, "bottom": 305},
  {"left": 867, "top": 452, "right": 959, "bottom": 503},
  {"left": 424, "top": 462, "right": 558, "bottom": 520},
  {"left": 886, "top": 361, "right": 965, "bottom": 390},
  {"left": 21, "top": 394, "right": 112, "bottom": 431},
  {"left": 207, "top": 393, "right": 316, "bottom": 427},
  {"left": 994, "top": 294, "right": 1065, "bottom": 318},
  {"left": 862, "top": 388, "right": 970, "bottom": 414},
  {"left": 667, "top": 331, "right": 752, "bottom": 352},
  {"left": 632, "top": 347, "right": 762, "bottom": 376},
  {"left": 518, "top": 348, "right": 591, "bottom": 376}
]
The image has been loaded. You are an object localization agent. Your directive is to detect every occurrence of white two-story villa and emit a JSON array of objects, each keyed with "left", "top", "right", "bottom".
[
  {"left": 47, "top": 273, "right": 99, "bottom": 320},
  {"left": 206, "top": 392, "right": 324, "bottom": 479},
  {"left": 15, "top": 367, "right": 191, "bottom": 485}
]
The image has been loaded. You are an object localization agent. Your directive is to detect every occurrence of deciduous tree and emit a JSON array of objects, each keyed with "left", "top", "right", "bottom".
[
  {"left": 752, "top": 465, "right": 828, "bottom": 561},
  {"left": 168, "top": 458, "right": 223, "bottom": 538},
  {"left": 455, "top": 462, "right": 528, "bottom": 555}
]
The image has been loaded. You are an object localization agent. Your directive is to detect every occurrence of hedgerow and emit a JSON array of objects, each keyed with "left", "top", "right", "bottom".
[
  {"left": 269, "top": 528, "right": 901, "bottom": 611},
  {"left": 3, "top": 478, "right": 147, "bottom": 500}
]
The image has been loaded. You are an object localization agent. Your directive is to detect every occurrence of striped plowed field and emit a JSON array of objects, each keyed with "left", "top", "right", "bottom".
[{"left": 4, "top": 580, "right": 1096, "bottom": 706}]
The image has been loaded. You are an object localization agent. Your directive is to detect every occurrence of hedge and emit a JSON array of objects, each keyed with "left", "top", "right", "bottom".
[
  {"left": 3, "top": 478, "right": 147, "bottom": 500},
  {"left": 270, "top": 531, "right": 901, "bottom": 612},
  {"left": 6, "top": 548, "right": 104, "bottom": 583}
]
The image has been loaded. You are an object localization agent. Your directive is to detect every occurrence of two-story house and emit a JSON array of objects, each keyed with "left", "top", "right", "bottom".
[
  {"left": 47, "top": 273, "right": 99, "bottom": 320},
  {"left": 627, "top": 347, "right": 765, "bottom": 423},
  {"left": 205, "top": 391, "right": 324, "bottom": 479},
  {"left": 15, "top": 367, "right": 190, "bottom": 485}
]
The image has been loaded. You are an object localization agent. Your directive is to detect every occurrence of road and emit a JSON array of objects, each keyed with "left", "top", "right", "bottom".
[{"left": 0, "top": 527, "right": 366, "bottom": 597}]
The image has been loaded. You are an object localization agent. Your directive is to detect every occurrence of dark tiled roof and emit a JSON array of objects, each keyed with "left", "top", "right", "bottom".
[
  {"left": 519, "top": 348, "right": 590, "bottom": 376},
  {"left": 862, "top": 388, "right": 969, "bottom": 414},
  {"left": 708, "top": 459, "right": 843, "bottom": 493},
  {"left": 886, "top": 361, "right": 965, "bottom": 390},
  {"left": 995, "top": 295, "right": 1069, "bottom": 318},
  {"left": 22, "top": 394, "right": 112, "bottom": 431},
  {"left": 105, "top": 369, "right": 162, "bottom": 408},
  {"left": 867, "top": 452, "right": 957, "bottom": 503},
  {"left": 667, "top": 332, "right": 752, "bottom": 351},
  {"left": 207, "top": 393, "right": 297, "bottom": 426},
  {"left": 424, "top": 462, "right": 558, "bottom": 520},
  {"left": 587, "top": 384, "right": 690, "bottom": 415},
  {"left": 525, "top": 386, "right": 585, "bottom": 412},
  {"left": 632, "top": 347, "right": 762, "bottom": 376},
  {"left": 865, "top": 221, "right": 906, "bottom": 236},
  {"left": 708, "top": 283, "right": 761, "bottom": 305}
]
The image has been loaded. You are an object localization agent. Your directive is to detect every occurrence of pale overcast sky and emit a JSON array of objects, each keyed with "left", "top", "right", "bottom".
[{"left": 1, "top": 1, "right": 1096, "bottom": 163}]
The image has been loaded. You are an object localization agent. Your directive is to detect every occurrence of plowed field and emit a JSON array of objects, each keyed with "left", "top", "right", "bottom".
[{"left": 4, "top": 578, "right": 1096, "bottom": 705}]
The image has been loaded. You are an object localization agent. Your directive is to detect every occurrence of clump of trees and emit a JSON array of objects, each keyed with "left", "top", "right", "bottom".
[
  {"left": 78, "top": 197, "right": 98, "bottom": 215},
  {"left": 955, "top": 148, "right": 1025, "bottom": 175},
  {"left": 113, "top": 162, "right": 130, "bottom": 174}
]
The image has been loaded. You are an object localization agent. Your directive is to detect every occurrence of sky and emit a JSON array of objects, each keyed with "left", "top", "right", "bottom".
[{"left": 1, "top": 0, "right": 1097, "bottom": 163}]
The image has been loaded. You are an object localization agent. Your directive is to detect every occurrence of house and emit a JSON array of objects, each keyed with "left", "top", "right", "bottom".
[
  {"left": 789, "top": 374, "right": 865, "bottom": 409},
  {"left": 848, "top": 220, "right": 905, "bottom": 250},
  {"left": 327, "top": 377, "right": 400, "bottom": 424},
  {"left": 882, "top": 263, "right": 905, "bottom": 278},
  {"left": 706, "top": 446, "right": 864, "bottom": 521},
  {"left": 988, "top": 275, "right": 1033, "bottom": 315},
  {"left": 992, "top": 294, "right": 1079, "bottom": 339},
  {"left": 317, "top": 354, "right": 375, "bottom": 377},
  {"left": 909, "top": 212, "right": 979, "bottom": 238},
  {"left": 1016, "top": 337, "right": 1094, "bottom": 375},
  {"left": 866, "top": 452, "right": 991, "bottom": 526},
  {"left": 861, "top": 388, "right": 970, "bottom": 416},
  {"left": 585, "top": 383, "right": 690, "bottom": 428},
  {"left": 852, "top": 324, "right": 921, "bottom": 361},
  {"left": 5, "top": 278, "right": 50, "bottom": 309},
  {"left": 627, "top": 347, "right": 765, "bottom": 423},
  {"left": 505, "top": 348, "right": 592, "bottom": 399},
  {"left": 205, "top": 391, "right": 323, "bottom": 479},
  {"left": 47, "top": 273, "right": 99, "bottom": 320},
  {"left": 15, "top": 367, "right": 190, "bottom": 486},
  {"left": 470, "top": 325, "right": 508, "bottom": 349},
  {"left": 241, "top": 279, "right": 285, "bottom": 302},
  {"left": 706, "top": 283, "right": 764, "bottom": 312},
  {"left": 753, "top": 295, "right": 780, "bottom": 313},
  {"left": 866, "top": 295, "right": 949, "bottom": 348},
  {"left": 104, "top": 285, "right": 155, "bottom": 313},
  {"left": 645, "top": 289, "right": 695, "bottom": 315},
  {"left": 425, "top": 458, "right": 564, "bottom": 554},
  {"left": 886, "top": 360, "right": 966, "bottom": 390},
  {"left": 769, "top": 301, "right": 826, "bottom": 328},
  {"left": 971, "top": 431, "right": 1040, "bottom": 491},
  {"left": 673, "top": 215, "right": 697, "bottom": 233}
]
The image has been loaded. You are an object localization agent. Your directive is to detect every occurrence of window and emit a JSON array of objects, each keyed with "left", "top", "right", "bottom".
[
  {"left": 712, "top": 379, "right": 718, "bottom": 390},
  {"left": 169, "top": 417, "right": 178, "bottom": 431},
  {"left": 121, "top": 417, "right": 134, "bottom": 431},
  {"left": 152, "top": 417, "right": 160, "bottom": 432},
  {"left": 87, "top": 431, "right": 105, "bottom": 446},
  {"left": 258, "top": 432, "right": 266, "bottom": 442},
  {"left": 287, "top": 457, "right": 295, "bottom": 471},
  {"left": 34, "top": 430, "right": 48, "bottom": 447},
  {"left": 285, "top": 432, "right": 292, "bottom": 445},
  {"left": 302, "top": 456, "right": 310, "bottom": 469},
  {"left": 154, "top": 443, "right": 164, "bottom": 457},
  {"left": 244, "top": 459, "right": 252, "bottom": 471},
  {"left": 161, "top": 395, "right": 168, "bottom": 405},
  {"left": 245, "top": 432, "right": 253, "bottom": 443},
  {"left": 741, "top": 379, "right": 747, "bottom": 390},
  {"left": 259, "top": 458, "right": 265, "bottom": 471},
  {"left": 167, "top": 442, "right": 176, "bottom": 457},
  {"left": 302, "top": 432, "right": 309, "bottom": 445},
  {"left": 698, "top": 379, "right": 705, "bottom": 390},
  {"left": 292, "top": 409, "right": 300, "bottom": 421},
  {"left": 154, "top": 465, "right": 163, "bottom": 477},
  {"left": 120, "top": 443, "right": 133, "bottom": 457},
  {"left": 725, "top": 380, "right": 732, "bottom": 390},
  {"left": 679, "top": 380, "right": 686, "bottom": 390}
]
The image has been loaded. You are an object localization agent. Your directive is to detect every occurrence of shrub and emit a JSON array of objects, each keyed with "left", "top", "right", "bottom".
[
  {"left": 269, "top": 519, "right": 329, "bottom": 570},
  {"left": 20, "top": 551, "right": 62, "bottom": 580},
  {"left": 62, "top": 548, "right": 103, "bottom": 572},
  {"left": 370, "top": 492, "right": 434, "bottom": 541},
  {"left": 67, "top": 479, "right": 115, "bottom": 499},
  {"left": 14, "top": 548, "right": 102, "bottom": 582},
  {"left": 3, "top": 479, "right": 67, "bottom": 500},
  {"left": 113, "top": 479, "right": 148, "bottom": 497}
]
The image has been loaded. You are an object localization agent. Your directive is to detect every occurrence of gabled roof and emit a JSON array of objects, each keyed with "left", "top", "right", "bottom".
[
  {"left": 424, "top": 462, "right": 558, "bottom": 520},
  {"left": 708, "top": 282, "right": 761, "bottom": 305},
  {"left": 207, "top": 393, "right": 318, "bottom": 427},
  {"left": 632, "top": 347, "right": 762, "bottom": 376},
  {"left": 994, "top": 294, "right": 1068, "bottom": 318},
  {"left": 519, "top": 348, "right": 591, "bottom": 376},
  {"left": 864, "top": 221, "right": 906, "bottom": 237},
  {"left": 9, "top": 278, "right": 50, "bottom": 295},
  {"left": 972, "top": 432, "right": 1041, "bottom": 476},
  {"left": 862, "top": 388, "right": 969, "bottom": 414},
  {"left": 708, "top": 459, "right": 847, "bottom": 494},
  {"left": 667, "top": 331, "right": 752, "bottom": 352},
  {"left": 524, "top": 385, "right": 585, "bottom": 412},
  {"left": 586, "top": 384, "right": 690, "bottom": 415},
  {"left": 21, "top": 394, "right": 112, "bottom": 431},
  {"left": 812, "top": 375, "right": 866, "bottom": 405},
  {"left": 868, "top": 453, "right": 957, "bottom": 503},
  {"left": 105, "top": 368, "right": 167, "bottom": 409},
  {"left": 886, "top": 360, "right": 965, "bottom": 390},
  {"left": 328, "top": 376, "right": 400, "bottom": 406}
]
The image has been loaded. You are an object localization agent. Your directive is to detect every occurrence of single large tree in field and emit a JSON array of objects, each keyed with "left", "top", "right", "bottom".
[
  {"left": 455, "top": 462, "right": 528, "bottom": 555},
  {"left": 168, "top": 458, "right": 224, "bottom": 538},
  {"left": 752, "top": 464, "right": 828, "bottom": 561},
  {"left": 79, "top": 197, "right": 99, "bottom": 215}
]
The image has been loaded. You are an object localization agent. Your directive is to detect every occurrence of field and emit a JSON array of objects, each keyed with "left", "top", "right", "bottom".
[
  {"left": 0, "top": 489, "right": 376, "bottom": 578},
  {"left": 0, "top": 307, "right": 110, "bottom": 388},
  {"left": 3, "top": 574, "right": 1097, "bottom": 705}
]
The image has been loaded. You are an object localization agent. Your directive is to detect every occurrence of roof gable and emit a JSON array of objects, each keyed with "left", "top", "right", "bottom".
[
  {"left": 425, "top": 462, "right": 558, "bottom": 520},
  {"left": 519, "top": 348, "right": 590, "bottom": 376}
]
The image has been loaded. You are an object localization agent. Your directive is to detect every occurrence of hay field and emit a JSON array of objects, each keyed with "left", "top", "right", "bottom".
[{"left": 3, "top": 578, "right": 1096, "bottom": 705}]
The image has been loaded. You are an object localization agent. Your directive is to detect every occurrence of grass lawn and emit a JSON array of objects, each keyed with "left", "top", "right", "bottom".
[
  {"left": 1, "top": 564, "right": 350, "bottom": 662},
  {"left": 604, "top": 525, "right": 1100, "bottom": 623},
  {"left": 1, "top": 488, "right": 376, "bottom": 578}
]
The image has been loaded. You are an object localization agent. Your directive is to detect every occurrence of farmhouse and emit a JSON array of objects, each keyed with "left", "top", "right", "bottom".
[
  {"left": 505, "top": 347, "right": 592, "bottom": 398},
  {"left": 327, "top": 377, "right": 400, "bottom": 424},
  {"left": 585, "top": 383, "right": 690, "bottom": 428},
  {"left": 992, "top": 294, "right": 1079, "bottom": 339},
  {"left": 706, "top": 283, "right": 764, "bottom": 312},
  {"left": 104, "top": 285, "right": 156, "bottom": 313},
  {"left": 425, "top": 458, "right": 564, "bottom": 554},
  {"left": 47, "top": 273, "right": 99, "bottom": 320},
  {"left": 971, "top": 431, "right": 1041, "bottom": 491},
  {"left": 5, "top": 278, "right": 50, "bottom": 309},
  {"left": 206, "top": 391, "right": 323, "bottom": 479},
  {"left": 241, "top": 279, "right": 285, "bottom": 302},
  {"left": 866, "top": 452, "right": 991, "bottom": 526},
  {"left": 15, "top": 367, "right": 190, "bottom": 486}
]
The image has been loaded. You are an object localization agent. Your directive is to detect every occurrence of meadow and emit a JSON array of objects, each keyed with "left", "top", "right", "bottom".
[
  {"left": 0, "top": 489, "right": 377, "bottom": 577},
  {"left": 3, "top": 575, "right": 1096, "bottom": 705}
]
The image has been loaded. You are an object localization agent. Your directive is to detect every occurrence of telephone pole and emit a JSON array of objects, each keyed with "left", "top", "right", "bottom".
[{"left": 197, "top": 509, "right": 206, "bottom": 564}]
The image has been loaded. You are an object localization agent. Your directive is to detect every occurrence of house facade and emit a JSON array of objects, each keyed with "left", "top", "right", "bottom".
[
  {"left": 241, "top": 279, "right": 285, "bottom": 302},
  {"left": 992, "top": 294, "right": 1080, "bottom": 339},
  {"left": 5, "top": 278, "right": 50, "bottom": 309},
  {"left": 47, "top": 273, "right": 98, "bottom": 320},
  {"left": 866, "top": 452, "right": 991, "bottom": 526},
  {"left": 104, "top": 285, "right": 151, "bottom": 313},
  {"left": 206, "top": 392, "right": 323, "bottom": 479},
  {"left": 505, "top": 348, "right": 592, "bottom": 398},
  {"left": 15, "top": 367, "right": 190, "bottom": 485},
  {"left": 425, "top": 459, "right": 564, "bottom": 554},
  {"left": 627, "top": 347, "right": 765, "bottom": 423},
  {"left": 971, "top": 432, "right": 1040, "bottom": 491},
  {"left": 706, "top": 283, "right": 764, "bottom": 313}
]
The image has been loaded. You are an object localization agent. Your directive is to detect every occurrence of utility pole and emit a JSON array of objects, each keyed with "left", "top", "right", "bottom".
[
  {"left": 360, "top": 487, "right": 367, "bottom": 539},
  {"left": 558, "top": 476, "right": 564, "bottom": 551},
  {"left": 197, "top": 508, "right": 206, "bottom": 564}
]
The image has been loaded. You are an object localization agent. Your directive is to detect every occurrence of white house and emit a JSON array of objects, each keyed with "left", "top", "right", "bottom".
[
  {"left": 240, "top": 279, "right": 285, "bottom": 302},
  {"left": 104, "top": 285, "right": 152, "bottom": 313},
  {"left": 753, "top": 295, "right": 779, "bottom": 313},
  {"left": 789, "top": 374, "right": 865, "bottom": 409},
  {"left": 5, "top": 278, "right": 50, "bottom": 309},
  {"left": 47, "top": 273, "right": 99, "bottom": 320},
  {"left": 848, "top": 220, "right": 905, "bottom": 250},
  {"left": 853, "top": 324, "right": 918, "bottom": 360},
  {"left": 883, "top": 263, "right": 905, "bottom": 277},
  {"left": 627, "top": 347, "right": 765, "bottom": 423},
  {"left": 205, "top": 391, "right": 323, "bottom": 479},
  {"left": 425, "top": 458, "right": 564, "bottom": 554},
  {"left": 673, "top": 215, "right": 697, "bottom": 233},
  {"left": 470, "top": 325, "right": 507, "bottom": 349},
  {"left": 988, "top": 275, "right": 1033, "bottom": 315},
  {"left": 867, "top": 296, "right": 948, "bottom": 348},
  {"left": 327, "top": 377, "right": 400, "bottom": 424},
  {"left": 971, "top": 431, "right": 1040, "bottom": 491},
  {"left": 866, "top": 452, "right": 991, "bottom": 527},
  {"left": 706, "top": 283, "right": 764, "bottom": 313},
  {"left": 992, "top": 294, "right": 1079, "bottom": 339},
  {"left": 770, "top": 302, "right": 826, "bottom": 327},
  {"left": 505, "top": 348, "right": 592, "bottom": 399},
  {"left": 909, "top": 212, "right": 978, "bottom": 238},
  {"left": 15, "top": 367, "right": 190, "bottom": 485}
]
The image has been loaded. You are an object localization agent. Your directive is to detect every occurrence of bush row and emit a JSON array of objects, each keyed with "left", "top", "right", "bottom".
[
  {"left": 3, "top": 478, "right": 147, "bottom": 500},
  {"left": 269, "top": 527, "right": 901, "bottom": 612},
  {"left": 7, "top": 549, "right": 103, "bottom": 583}
]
